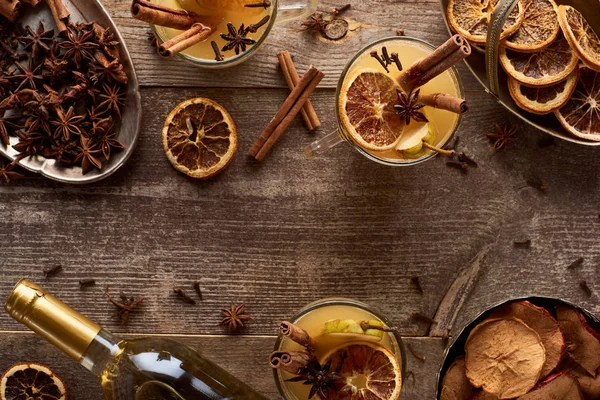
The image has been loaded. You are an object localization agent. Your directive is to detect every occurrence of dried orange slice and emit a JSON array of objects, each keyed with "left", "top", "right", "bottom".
[
  {"left": 339, "top": 70, "right": 405, "bottom": 151},
  {"left": 322, "top": 342, "right": 402, "bottom": 400},
  {"left": 447, "top": 0, "right": 525, "bottom": 45},
  {"left": 465, "top": 318, "right": 545, "bottom": 399},
  {"left": 1, "top": 362, "right": 67, "bottom": 400},
  {"left": 555, "top": 66, "right": 600, "bottom": 141},
  {"left": 503, "top": 0, "right": 559, "bottom": 52},
  {"left": 508, "top": 69, "right": 579, "bottom": 114},
  {"left": 499, "top": 35, "right": 579, "bottom": 86},
  {"left": 558, "top": 5, "right": 600, "bottom": 72},
  {"left": 162, "top": 98, "right": 237, "bottom": 179}
]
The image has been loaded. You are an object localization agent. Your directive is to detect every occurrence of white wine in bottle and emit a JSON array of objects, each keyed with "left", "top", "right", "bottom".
[{"left": 5, "top": 280, "right": 268, "bottom": 400}]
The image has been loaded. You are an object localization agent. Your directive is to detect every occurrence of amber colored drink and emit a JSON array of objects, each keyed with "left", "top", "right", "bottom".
[
  {"left": 274, "top": 299, "right": 405, "bottom": 400},
  {"left": 154, "top": 0, "right": 272, "bottom": 62}
]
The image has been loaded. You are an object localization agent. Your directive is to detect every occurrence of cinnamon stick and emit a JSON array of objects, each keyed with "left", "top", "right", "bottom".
[
  {"left": 131, "top": 0, "right": 211, "bottom": 31},
  {"left": 399, "top": 35, "right": 471, "bottom": 93},
  {"left": 158, "top": 23, "right": 213, "bottom": 58},
  {"left": 279, "top": 321, "right": 312, "bottom": 347},
  {"left": 22, "top": 0, "right": 40, "bottom": 5},
  {"left": 248, "top": 65, "right": 319, "bottom": 158},
  {"left": 277, "top": 51, "right": 320, "bottom": 131},
  {"left": 0, "top": 0, "right": 21, "bottom": 22},
  {"left": 420, "top": 93, "right": 468, "bottom": 114},
  {"left": 255, "top": 70, "right": 324, "bottom": 161},
  {"left": 269, "top": 351, "right": 311, "bottom": 375},
  {"left": 45, "top": 0, "right": 70, "bottom": 33}
]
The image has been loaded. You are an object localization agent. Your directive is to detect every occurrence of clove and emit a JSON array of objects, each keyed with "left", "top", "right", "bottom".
[
  {"left": 513, "top": 239, "right": 531, "bottom": 248},
  {"left": 568, "top": 257, "right": 584, "bottom": 270},
  {"left": 173, "top": 287, "right": 196, "bottom": 305},
  {"left": 43, "top": 265, "right": 62, "bottom": 278},
  {"left": 79, "top": 279, "right": 96, "bottom": 289},
  {"left": 410, "top": 276, "right": 423, "bottom": 294},
  {"left": 370, "top": 50, "right": 389, "bottom": 73}
]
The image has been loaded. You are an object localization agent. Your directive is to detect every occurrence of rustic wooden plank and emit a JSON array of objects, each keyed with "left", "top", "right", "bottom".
[
  {"left": 0, "top": 333, "right": 446, "bottom": 400},
  {"left": 101, "top": 0, "right": 482, "bottom": 90}
]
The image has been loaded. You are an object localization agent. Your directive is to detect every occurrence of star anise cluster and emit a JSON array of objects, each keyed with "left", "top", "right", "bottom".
[{"left": 0, "top": 17, "right": 127, "bottom": 175}]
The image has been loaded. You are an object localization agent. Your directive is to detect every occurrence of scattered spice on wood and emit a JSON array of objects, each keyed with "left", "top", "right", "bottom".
[
  {"left": 407, "top": 342, "right": 426, "bottom": 362},
  {"left": 526, "top": 179, "right": 549, "bottom": 192},
  {"left": 579, "top": 280, "right": 592, "bottom": 297},
  {"left": 244, "top": 1, "right": 271, "bottom": 8},
  {"left": 456, "top": 151, "right": 477, "bottom": 167},
  {"left": 277, "top": 50, "right": 320, "bottom": 130},
  {"left": 105, "top": 285, "right": 145, "bottom": 325},
  {"left": 486, "top": 122, "right": 517, "bottom": 151},
  {"left": 446, "top": 160, "right": 468, "bottom": 172},
  {"left": 193, "top": 280, "right": 203, "bottom": 300},
  {"left": 301, "top": 12, "right": 328, "bottom": 35},
  {"left": 43, "top": 265, "right": 62, "bottom": 278},
  {"left": 396, "top": 28, "right": 405, "bottom": 36},
  {"left": 330, "top": 4, "right": 351, "bottom": 16},
  {"left": 410, "top": 276, "right": 424, "bottom": 294},
  {"left": 568, "top": 257, "right": 584, "bottom": 270},
  {"left": 513, "top": 239, "right": 531, "bottom": 248},
  {"left": 219, "top": 303, "right": 251, "bottom": 329},
  {"left": 537, "top": 135, "right": 555, "bottom": 148},
  {"left": 79, "top": 279, "right": 96, "bottom": 289},
  {"left": 173, "top": 287, "right": 196, "bottom": 305},
  {"left": 323, "top": 18, "right": 348, "bottom": 40}
]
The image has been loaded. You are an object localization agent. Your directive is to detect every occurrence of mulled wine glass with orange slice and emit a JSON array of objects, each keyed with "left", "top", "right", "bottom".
[{"left": 305, "top": 36, "right": 469, "bottom": 166}]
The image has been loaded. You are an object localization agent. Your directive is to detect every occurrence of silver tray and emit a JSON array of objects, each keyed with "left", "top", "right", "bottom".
[
  {"left": 439, "top": 0, "right": 600, "bottom": 146},
  {"left": 0, "top": 0, "right": 142, "bottom": 184}
]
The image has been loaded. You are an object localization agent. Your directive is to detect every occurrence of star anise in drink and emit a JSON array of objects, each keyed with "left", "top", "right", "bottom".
[
  {"left": 286, "top": 358, "right": 345, "bottom": 399},
  {"left": 220, "top": 23, "right": 256, "bottom": 55},
  {"left": 486, "top": 122, "right": 518, "bottom": 151},
  {"left": 58, "top": 23, "right": 99, "bottom": 68},
  {"left": 219, "top": 303, "right": 251, "bottom": 329},
  {"left": 394, "top": 89, "right": 428, "bottom": 125},
  {"left": 18, "top": 22, "right": 54, "bottom": 60}
]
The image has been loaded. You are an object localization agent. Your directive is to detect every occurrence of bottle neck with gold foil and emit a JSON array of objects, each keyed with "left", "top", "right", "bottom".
[{"left": 5, "top": 279, "right": 115, "bottom": 374}]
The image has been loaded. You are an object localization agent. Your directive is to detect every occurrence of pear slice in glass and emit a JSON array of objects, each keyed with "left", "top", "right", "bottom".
[{"left": 320, "top": 319, "right": 386, "bottom": 342}]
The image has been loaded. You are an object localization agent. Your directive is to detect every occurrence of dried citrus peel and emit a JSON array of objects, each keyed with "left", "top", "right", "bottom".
[
  {"left": 1, "top": 363, "right": 67, "bottom": 400},
  {"left": 558, "top": 5, "right": 600, "bottom": 72}
]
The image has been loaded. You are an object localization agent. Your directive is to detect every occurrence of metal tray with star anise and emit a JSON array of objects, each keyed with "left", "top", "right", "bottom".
[{"left": 0, "top": 0, "right": 141, "bottom": 184}]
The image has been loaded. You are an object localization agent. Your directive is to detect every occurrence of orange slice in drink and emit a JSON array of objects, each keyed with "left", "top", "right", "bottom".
[
  {"left": 447, "top": 0, "right": 525, "bottom": 45},
  {"left": 322, "top": 342, "right": 402, "bottom": 400},
  {"left": 508, "top": 69, "right": 579, "bottom": 114},
  {"left": 162, "top": 98, "right": 237, "bottom": 179},
  {"left": 555, "top": 66, "right": 600, "bottom": 141},
  {"left": 558, "top": 5, "right": 600, "bottom": 72},
  {"left": 1, "top": 363, "right": 67, "bottom": 400},
  {"left": 499, "top": 35, "right": 579, "bottom": 86},
  {"left": 339, "top": 70, "right": 405, "bottom": 151},
  {"left": 503, "top": 0, "right": 559, "bottom": 52}
]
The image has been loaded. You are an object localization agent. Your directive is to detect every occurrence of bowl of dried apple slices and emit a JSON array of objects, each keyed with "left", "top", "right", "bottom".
[
  {"left": 0, "top": 0, "right": 141, "bottom": 183},
  {"left": 441, "top": 0, "right": 600, "bottom": 145},
  {"left": 436, "top": 297, "right": 600, "bottom": 400}
]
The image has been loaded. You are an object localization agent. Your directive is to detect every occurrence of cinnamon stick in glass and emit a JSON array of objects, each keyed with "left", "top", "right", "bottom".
[
  {"left": 399, "top": 35, "right": 471, "bottom": 93},
  {"left": 22, "top": 0, "right": 41, "bottom": 5},
  {"left": 420, "top": 93, "right": 468, "bottom": 114},
  {"left": 248, "top": 65, "right": 319, "bottom": 158},
  {"left": 269, "top": 351, "right": 311, "bottom": 375},
  {"left": 131, "top": 0, "right": 211, "bottom": 31},
  {"left": 279, "top": 321, "right": 312, "bottom": 347},
  {"left": 277, "top": 51, "right": 320, "bottom": 131},
  {"left": 0, "top": 0, "right": 20, "bottom": 22},
  {"left": 45, "top": 0, "right": 70, "bottom": 33},
  {"left": 158, "top": 23, "right": 213, "bottom": 58}
]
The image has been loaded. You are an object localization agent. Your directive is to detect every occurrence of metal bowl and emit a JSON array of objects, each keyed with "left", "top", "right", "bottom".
[
  {"left": 0, "top": 0, "right": 142, "bottom": 184},
  {"left": 435, "top": 296, "right": 600, "bottom": 399},
  {"left": 438, "top": 0, "right": 600, "bottom": 146}
]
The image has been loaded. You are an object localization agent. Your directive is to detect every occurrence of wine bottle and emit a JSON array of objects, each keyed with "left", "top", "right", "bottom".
[{"left": 5, "top": 280, "right": 268, "bottom": 400}]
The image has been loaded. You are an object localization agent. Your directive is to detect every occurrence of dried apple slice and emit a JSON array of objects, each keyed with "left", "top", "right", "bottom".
[
  {"left": 560, "top": 355, "right": 600, "bottom": 400},
  {"left": 508, "top": 69, "right": 579, "bottom": 115},
  {"left": 489, "top": 300, "right": 565, "bottom": 377},
  {"left": 472, "top": 392, "right": 498, "bottom": 399},
  {"left": 441, "top": 356, "right": 474, "bottom": 400},
  {"left": 465, "top": 318, "right": 545, "bottom": 399},
  {"left": 556, "top": 306, "right": 600, "bottom": 377},
  {"left": 518, "top": 372, "right": 583, "bottom": 400},
  {"left": 503, "top": 0, "right": 560, "bottom": 52}
]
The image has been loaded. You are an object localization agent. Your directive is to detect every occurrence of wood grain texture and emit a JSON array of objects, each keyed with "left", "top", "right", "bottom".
[
  {"left": 0, "top": 333, "right": 446, "bottom": 400},
  {"left": 103, "top": 0, "right": 483, "bottom": 90}
]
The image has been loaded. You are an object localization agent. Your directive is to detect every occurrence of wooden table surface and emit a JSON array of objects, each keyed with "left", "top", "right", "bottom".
[{"left": 1, "top": 1, "right": 599, "bottom": 399}]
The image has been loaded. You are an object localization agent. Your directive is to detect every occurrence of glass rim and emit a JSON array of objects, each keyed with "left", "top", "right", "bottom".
[
  {"left": 150, "top": 0, "right": 278, "bottom": 69},
  {"left": 335, "top": 36, "right": 465, "bottom": 166},
  {"left": 272, "top": 298, "right": 407, "bottom": 400}
]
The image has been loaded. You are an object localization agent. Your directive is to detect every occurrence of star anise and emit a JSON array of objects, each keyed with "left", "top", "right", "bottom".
[
  {"left": 301, "top": 12, "right": 329, "bottom": 34},
  {"left": 93, "top": 118, "right": 123, "bottom": 159},
  {"left": 58, "top": 23, "right": 99, "bottom": 68},
  {"left": 51, "top": 105, "right": 84, "bottom": 141},
  {"left": 83, "top": 104, "right": 108, "bottom": 129},
  {"left": 486, "top": 122, "right": 517, "bottom": 151},
  {"left": 12, "top": 130, "right": 47, "bottom": 155},
  {"left": 97, "top": 83, "right": 125, "bottom": 118},
  {"left": 106, "top": 285, "right": 145, "bottom": 326},
  {"left": 8, "top": 59, "right": 44, "bottom": 91},
  {"left": 74, "top": 136, "right": 102, "bottom": 173},
  {"left": 0, "top": 160, "right": 23, "bottom": 183},
  {"left": 394, "top": 89, "right": 428, "bottom": 125},
  {"left": 62, "top": 70, "right": 100, "bottom": 103},
  {"left": 0, "top": 111, "right": 20, "bottom": 146},
  {"left": 220, "top": 23, "right": 256, "bottom": 55},
  {"left": 18, "top": 22, "right": 54, "bottom": 60},
  {"left": 286, "top": 358, "right": 345, "bottom": 399},
  {"left": 50, "top": 140, "right": 76, "bottom": 165},
  {"left": 42, "top": 44, "right": 69, "bottom": 85},
  {"left": 91, "top": 51, "right": 128, "bottom": 84},
  {"left": 219, "top": 303, "right": 251, "bottom": 329},
  {"left": 92, "top": 23, "right": 120, "bottom": 59}
]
